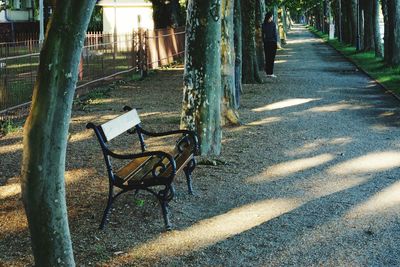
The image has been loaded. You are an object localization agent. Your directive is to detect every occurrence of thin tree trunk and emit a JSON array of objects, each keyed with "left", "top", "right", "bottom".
[
  {"left": 234, "top": 0, "right": 242, "bottom": 101},
  {"left": 273, "top": 6, "right": 281, "bottom": 48},
  {"left": 373, "top": 0, "right": 383, "bottom": 57},
  {"left": 388, "top": 0, "right": 400, "bottom": 65},
  {"left": 170, "top": 0, "right": 180, "bottom": 28},
  {"left": 181, "top": 0, "right": 222, "bottom": 155},
  {"left": 241, "top": 0, "right": 262, "bottom": 83},
  {"left": 255, "top": 0, "right": 266, "bottom": 70},
  {"left": 351, "top": 0, "right": 359, "bottom": 47},
  {"left": 381, "top": 0, "right": 390, "bottom": 62},
  {"left": 221, "top": 0, "right": 240, "bottom": 125},
  {"left": 362, "top": 0, "right": 375, "bottom": 51},
  {"left": 21, "top": 1, "right": 96, "bottom": 265}
]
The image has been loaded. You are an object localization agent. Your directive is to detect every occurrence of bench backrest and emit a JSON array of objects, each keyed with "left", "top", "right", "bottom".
[{"left": 101, "top": 109, "right": 141, "bottom": 142}]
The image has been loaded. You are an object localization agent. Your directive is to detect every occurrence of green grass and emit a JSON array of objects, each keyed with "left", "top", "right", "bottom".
[
  {"left": 307, "top": 26, "right": 400, "bottom": 95},
  {"left": 0, "top": 119, "right": 22, "bottom": 136}
]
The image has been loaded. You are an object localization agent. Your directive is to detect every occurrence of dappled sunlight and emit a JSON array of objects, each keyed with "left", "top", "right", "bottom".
[
  {"left": 65, "top": 168, "right": 96, "bottom": 185},
  {"left": 69, "top": 129, "right": 93, "bottom": 143},
  {"left": 246, "top": 116, "right": 282, "bottom": 126},
  {"left": 348, "top": 181, "right": 400, "bottom": 216},
  {"left": 246, "top": 154, "right": 335, "bottom": 184},
  {"left": 0, "top": 168, "right": 94, "bottom": 200},
  {"left": 288, "top": 137, "right": 352, "bottom": 156},
  {"left": 379, "top": 111, "right": 396, "bottom": 117},
  {"left": 275, "top": 59, "right": 287, "bottom": 64},
  {"left": 328, "top": 151, "right": 400, "bottom": 175},
  {"left": 70, "top": 114, "right": 99, "bottom": 125},
  {"left": 106, "top": 198, "right": 301, "bottom": 264},
  {"left": 0, "top": 142, "right": 23, "bottom": 155},
  {"left": 287, "top": 38, "right": 317, "bottom": 44},
  {"left": 310, "top": 176, "right": 369, "bottom": 199},
  {"left": 0, "top": 208, "right": 27, "bottom": 239},
  {"left": 252, "top": 98, "right": 320, "bottom": 112},
  {"left": 370, "top": 124, "right": 396, "bottom": 132},
  {"left": 306, "top": 103, "right": 368, "bottom": 113},
  {"left": 0, "top": 181, "right": 20, "bottom": 200}
]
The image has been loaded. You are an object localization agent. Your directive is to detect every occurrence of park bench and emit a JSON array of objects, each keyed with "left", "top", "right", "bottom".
[{"left": 86, "top": 106, "right": 198, "bottom": 230}]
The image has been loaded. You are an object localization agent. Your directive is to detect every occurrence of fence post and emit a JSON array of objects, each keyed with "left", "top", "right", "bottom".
[{"left": 138, "top": 28, "right": 147, "bottom": 78}]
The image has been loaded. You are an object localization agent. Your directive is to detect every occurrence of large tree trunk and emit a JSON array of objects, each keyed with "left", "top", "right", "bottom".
[
  {"left": 387, "top": 0, "right": 400, "bottom": 66},
  {"left": 21, "top": 1, "right": 96, "bottom": 265},
  {"left": 373, "top": 0, "right": 383, "bottom": 57},
  {"left": 221, "top": 0, "right": 240, "bottom": 125},
  {"left": 362, "top": 0, "right": 375, "bottom": 51},
  {"left": 181, "top": 0, "right": 222, "bottom": 155},
  {"left": 241, "top": 0, "right": 262, "bottom": 83},
  {"left": 234, "top": 0, "right": 242, "bottom": 104}
]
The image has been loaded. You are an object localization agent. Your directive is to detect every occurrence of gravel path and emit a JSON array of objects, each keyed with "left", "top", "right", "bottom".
[
  {"left": 1, "top": 25, "right": 400, "bottom": 266},
  {"left": 220, "top": 25, "right": 400, "bottom": 266}
]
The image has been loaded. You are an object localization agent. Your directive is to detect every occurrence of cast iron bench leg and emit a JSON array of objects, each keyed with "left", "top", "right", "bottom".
[
  {"left": 158, "top": 187, "right": 173, "bottom": 231},
  {"left": 184, "top": 158, "right": 196, "bottom": 195},
  {"left": 99, "top": 184, "right": 114, "bottom": 229}
]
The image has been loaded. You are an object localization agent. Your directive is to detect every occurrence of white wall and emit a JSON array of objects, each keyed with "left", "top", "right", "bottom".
[
  {"left": 103, "top": 6, "right": 154, "bottom": 34},
  {"left": 0, "top": 10, "right": 30, "bottom": 22}
]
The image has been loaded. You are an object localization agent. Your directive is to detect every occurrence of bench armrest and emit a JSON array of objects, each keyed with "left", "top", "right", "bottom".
[{"left": 141, "top": 128, "right": 199, "bottom": 154}]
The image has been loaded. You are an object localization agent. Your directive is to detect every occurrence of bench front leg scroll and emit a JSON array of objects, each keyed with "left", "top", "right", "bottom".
[{"left": 184, "top": 157, "right": 196, "bottom": 194}]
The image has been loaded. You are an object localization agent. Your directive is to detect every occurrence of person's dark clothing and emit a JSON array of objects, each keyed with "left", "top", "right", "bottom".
[
  {"left": 264, "top": 42, "right": 277, "bottom": 75},
  {"left": 262, "top": 21, "right": 278, "bottom": 43},
  {"left": 262, "top": 21, "right": 278, "bottom": 75}
]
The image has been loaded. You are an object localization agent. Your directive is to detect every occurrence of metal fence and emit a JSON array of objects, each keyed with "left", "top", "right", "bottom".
[{"left": 0, "top": 27, "right": 185, "bottom": 121}]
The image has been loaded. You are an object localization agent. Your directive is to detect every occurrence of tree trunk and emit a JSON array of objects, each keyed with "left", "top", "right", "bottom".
[
  {"left": 362, "top": 0, "right": 375, "bottom": 51},
  {"left": 170, "top": 0, "right": 180, "bottom": 28},
  {"left": 181, "top": 0, "right": 222, "bottom": 155},
  {"left": 381, "top": 0, "right": 390, "bottom": 62},
  {"left": 273, "top": 5, "right": 282, "bottom": 48},
  {"left": 151, "top": 0, "right": 180, "bottom": 28},
  {"left": 21, "top": 1, "right": 96, "bottom": 266},
  {"left": 338, "top": 0, "right": 343, "bottom": 42},
  {"left": 373, "top": 0, "right": 383, "bottom": 57},
  {"left": 255, "top": 0, "right": 266, "bottom": 70},
  {"left": 241, "top": 0, "right": 262, "bottom": 83},
  {"left": 388, "top": 0, "right": 400, "bottom": 66},
  {"left": 234, "top": 0, "right": 242, "bottom": 102},
  {"left": 221, "top": 0, "right": 240, "bottom": 125}
]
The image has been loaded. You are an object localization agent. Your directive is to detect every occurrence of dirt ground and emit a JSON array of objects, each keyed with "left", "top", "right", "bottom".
[{"left": 1, "top": 25, "right": 400, "bottom": 266}]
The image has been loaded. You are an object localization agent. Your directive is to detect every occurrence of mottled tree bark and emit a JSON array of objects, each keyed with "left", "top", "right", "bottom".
[
  {"left": 255, "top": 0, "right": 266, "bottom": 70},
  {"left": 234, "top": 0, "right": 242, "bottom": 103},
  {"left": 362, "top": 0, "right": 375, "bottom": 51},
  {"left": 373, "top": 0, "right": 383, "bottom": 57},
  {"left": 387, "top": 0, "right": 400, "bottom": 66},
  {"left": 181, "top": 0, "right": 222, "bottom": 155},
  {"left": 381, "top": 0, "right": 390, "bottom": 62},
  {"left": 351, "top": 0, "right": 358, "bottom": 47},
  {"left": 21, "top": 1, "right": 96, "bottom": 266},
  {"left": 241, "top": 0, "right": 262, "bottom": 83},
  {"left": 273, "top": 5, "right": 282, "bottom": 48},
  {"left": 221, "top": 0, "right": 240, "bottom": 125}
]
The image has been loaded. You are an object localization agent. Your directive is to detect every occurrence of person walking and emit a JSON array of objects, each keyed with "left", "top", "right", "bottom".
[{"left": 262, "top": 12, "right": 278, "bottom": 78}]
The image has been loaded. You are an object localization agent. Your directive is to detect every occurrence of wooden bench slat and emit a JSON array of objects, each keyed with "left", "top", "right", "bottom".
[{"left": 115, "top": 147, "right": 193, "bottom": 186}]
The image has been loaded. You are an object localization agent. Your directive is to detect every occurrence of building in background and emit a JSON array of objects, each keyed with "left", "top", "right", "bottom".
[
  {"left": 97, "top": 0, "right": 154, "bottom": 34},
  {"left": 0, "top": 0, "right": 37, "bottom": 42}
]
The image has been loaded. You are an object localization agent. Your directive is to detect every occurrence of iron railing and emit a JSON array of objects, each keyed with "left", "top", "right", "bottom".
[{"left": 0, "top": 27, "right": 185, "bottom": 121}]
